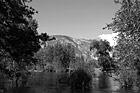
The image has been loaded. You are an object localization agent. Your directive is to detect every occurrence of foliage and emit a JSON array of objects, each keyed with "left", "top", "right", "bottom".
[
  {"left": 71, "top": 56, "right": 85, "bottom": 70},
  {"left": 90, "top": 39, "right": 116, "bottom": 72},
  {"left": 70, "top": 55, "right": 96, "bottom": 78},
  {"left": 0, "top": 0, "right": 39, "bottom": 59},
  {"left": 59, "top": 43, "right": 76, "bottom": 69},
  {"left": 34, "top": 45, "right": 54, "bottom": 69},
  {"left": 104, "top": 0, "right": 140, "bottom": 88},
  {"left": 0, "top": 0, "right": 54, "bottom": 88},
  {"left": 53, "top": 42, "right": 76, "bottom": 69},
  {"left": 39, "top": 33, "right": 56, "bottom": 48},
  {"left": 69, "top": 68, "right": 92, "bottom": 91},
  {"left": 34, "top": 42, "right": 76, "bottom": 71},
  {"left": 0, "top": 0, "right": 39, "bottom": 77}
]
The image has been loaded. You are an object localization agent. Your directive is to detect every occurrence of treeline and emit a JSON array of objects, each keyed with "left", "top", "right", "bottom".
[
  {"left": 34, "top": 42, "right": 96, "bottom": 74},
  {"left": 34, "top": 42, "right": 76, "bottom": 71}
]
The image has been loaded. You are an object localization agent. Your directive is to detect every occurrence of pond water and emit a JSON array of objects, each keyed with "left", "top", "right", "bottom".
[{"left": 2, "top": 72, "right": 140, "bottom": 93}]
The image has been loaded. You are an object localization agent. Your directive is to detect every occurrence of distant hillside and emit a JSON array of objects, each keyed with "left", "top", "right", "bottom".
[
  {"left": 45, "top": 35, "right": 94, "bottom": 61},
  {"left": 43, "top": 33, "right": 116, "bottom": 61}
]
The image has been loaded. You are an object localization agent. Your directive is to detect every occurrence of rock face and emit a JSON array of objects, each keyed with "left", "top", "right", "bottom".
[{"left": 46, "top": 35, "right": 94, "bottom": 61}]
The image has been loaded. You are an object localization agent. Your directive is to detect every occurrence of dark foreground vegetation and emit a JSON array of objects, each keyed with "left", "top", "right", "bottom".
[
  {"left": 1, "top": 0, "right": 140, "bottom": 93},
  {"left": 69, "top": 69, "right": 92, "bottom": 91}
]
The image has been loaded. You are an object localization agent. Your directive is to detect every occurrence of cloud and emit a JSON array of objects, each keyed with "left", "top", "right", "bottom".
[{"left": 98, "top": 33, "right": 118, "bottom": 46}]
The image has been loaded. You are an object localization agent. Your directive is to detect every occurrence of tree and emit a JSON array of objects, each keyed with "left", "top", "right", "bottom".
[
  {"left": 39, "top": 33, "right": 56, "bottom": 48},
  {"left": 34, "top": 45, "right": 54, "bottom": 70},
  {"left": 0, "top": 0, "right": 53, "bottom": 87},
  {"left": 60, "top": 43, "right": 76, "bottom": 69},
  {"left": 52, "top": 42, "right": 76, "bottom": 70},
  {"left": 34, "top": 42, "right": 76, "bottom": 72},
  {"left": 104, "top": 0, "right": 140, "bottom": 88},
  {"left": 0, "top": 0, "right": 37, "bottom": 79},
  {"left": 90, "top": 39, "right": 116, "bottom": 72}
]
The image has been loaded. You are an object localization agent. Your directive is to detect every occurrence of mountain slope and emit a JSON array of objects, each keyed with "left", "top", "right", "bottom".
[
  {"left": 46, "top": 35, "right": 93, "bottom": 60},
  {"left": 45, "top": 33, "right": 116, "bottom": 61}
]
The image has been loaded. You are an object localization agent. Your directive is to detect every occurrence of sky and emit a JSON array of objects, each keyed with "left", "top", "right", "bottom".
[{"left": 29, "top": 0, "right": 120, "bottom": 39}]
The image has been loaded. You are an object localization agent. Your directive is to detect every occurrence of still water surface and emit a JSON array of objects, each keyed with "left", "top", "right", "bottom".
[{"left": 4, "top": 72, "right": 139, "bottom": 93}]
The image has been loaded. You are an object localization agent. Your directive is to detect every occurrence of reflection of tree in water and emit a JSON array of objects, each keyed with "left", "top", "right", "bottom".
[
  {"left": 98, "top": 72, "right": 110, "bottom": 89},
  {"left": 69, "top": 69, "right": 92, "bottom": 92}
]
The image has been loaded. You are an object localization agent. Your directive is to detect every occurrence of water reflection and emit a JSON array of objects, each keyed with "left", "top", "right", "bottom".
[{"left": 3, "top": 72, "right": 140, "bottom": 93}]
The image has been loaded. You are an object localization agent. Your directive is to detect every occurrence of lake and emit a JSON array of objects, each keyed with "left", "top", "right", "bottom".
[{"left": 2, "top": 72, "right": 140, "bottom": 93}]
